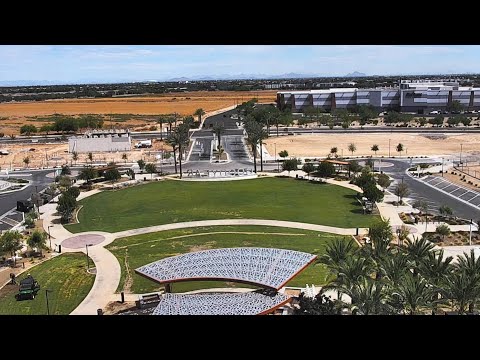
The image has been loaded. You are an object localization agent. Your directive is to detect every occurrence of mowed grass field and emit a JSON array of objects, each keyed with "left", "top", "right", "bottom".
[
  {"left": 0, "top": 254, "right": 95, "bottom": 315},
  {"left": 67, "top": 178, "right": 378, "bottom": 233},
  {"left": 107, "top": 225, "right": 351, "bottom": 294}
]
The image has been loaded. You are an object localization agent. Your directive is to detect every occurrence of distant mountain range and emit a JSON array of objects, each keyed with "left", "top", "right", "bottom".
[{"left": 345, "top": 71, "right": 367, "bottom": 77}]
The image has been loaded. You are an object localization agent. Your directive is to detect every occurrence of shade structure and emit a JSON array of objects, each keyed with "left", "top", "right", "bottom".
[
  {"left": 135, "top": 247, "right": 317, "bottom": 290},
  {"left": 152, "top": 291, "right": 291, "bottom": 315}
]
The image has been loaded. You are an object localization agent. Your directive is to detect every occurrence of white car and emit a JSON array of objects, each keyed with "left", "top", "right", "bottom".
[{"left": 429, "top": 110, "right": 440, "bottom": 115}]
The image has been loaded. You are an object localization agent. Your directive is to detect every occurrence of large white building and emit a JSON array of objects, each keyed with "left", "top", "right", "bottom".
[
  {"left": 68, "top": 129, "right": 132, "bottom": 153},
  {"left": 276, "top": 80, "right": 480, "bottom": 114}
]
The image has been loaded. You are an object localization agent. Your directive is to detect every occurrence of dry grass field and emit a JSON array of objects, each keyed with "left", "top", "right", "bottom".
[{"left": 0, "top": 91, "right": 277, "bottom": 136}]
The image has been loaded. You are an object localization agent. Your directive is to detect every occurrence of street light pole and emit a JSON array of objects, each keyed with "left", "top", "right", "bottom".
[
  {"left": 460, "top": 143, "right": 463, "bottom": 165},
  {"left": 470, "top": 219, "right": 473, "bottom": 246},
  {"left": 441, "top": 157, "right": 444, "bottom": 177},
  {"left": 389, "top": 139, "right": 391, "bottom": 157},
  {"left": 275, "top": 143, "right": 278, "bottom": 172}
]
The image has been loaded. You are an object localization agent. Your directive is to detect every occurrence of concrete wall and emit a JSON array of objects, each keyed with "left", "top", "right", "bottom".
[{"left": 68, "top": 136, "right": 131, "bottom": 153}]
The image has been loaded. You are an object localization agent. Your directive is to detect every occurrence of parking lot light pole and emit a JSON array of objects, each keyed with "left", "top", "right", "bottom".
[
  {"left": 441, "top": 157, "right": 444, "bottom": 177},
  {"left": 470, "top": 219, "right": 473, "bottom": 246}
]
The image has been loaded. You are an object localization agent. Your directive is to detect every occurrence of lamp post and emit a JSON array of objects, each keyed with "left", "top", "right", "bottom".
[
  {"left": 275, "top": 143, "right": 278, "bottom": 172},
  {"left": 396, "top": 228, "right": 401, "bottom": 246},
  {"left": 389, "top": 139, "right": 391, "bottom": 157},
  {"left": 47, "top": 225, "right": 53, "bottom": 250},
  {"left": 45, "top": 289, "right": 53, "bottom": 315},
  {"left": 469, "top": 219, "right": 473, "bottom": 246},
  {"left": 85, "top": 244, "right": 93, "bottom": 271},
  {"left": 460, "top": 143, "right": 463, "bottom": 166},
  {"left": 441, "top": 157, "right": 444, "bottom": 177}
]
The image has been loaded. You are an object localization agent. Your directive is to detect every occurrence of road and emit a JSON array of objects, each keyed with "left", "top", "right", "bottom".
[
  {"left": 380, "top": 158, "right": 480, "bottom": 221},
  {"left": 0, "top": 169, "right": 55, "bottom": 230}
]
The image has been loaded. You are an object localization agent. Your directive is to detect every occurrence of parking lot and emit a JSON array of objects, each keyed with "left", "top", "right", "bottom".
[{"left": 422, "top": 175, "right": 480, "bottom": 209}]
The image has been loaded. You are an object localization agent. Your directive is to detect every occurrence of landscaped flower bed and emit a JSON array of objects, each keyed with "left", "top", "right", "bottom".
[{"left": 425, "top": 231, "right": 480, "bottom": 246}]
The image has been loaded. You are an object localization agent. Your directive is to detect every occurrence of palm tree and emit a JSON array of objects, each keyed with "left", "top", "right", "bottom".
[
  {"left": 348, "top": 143, "right": 356, "bottom": 156},
  {"left": 439, "top": 205, "right": 453, "bottom": 220},
  {"left": 371, "top": 144, "right": 379, "bottom": 155},
  {"left": 379, "top": 252, "right": 409, "bottom": 287},
  {"left": 394, "top": 183, "right": 409, "bottom": 204},
  {"left": 165, "top": 135, "right": 178, "bottom": 174},
  {"left": 455, "top": 249, "right": 480, "bottom": 313},
  {"left": 122, "top": 153, "right": 128, "bottom": 164},
  {"left": 212, "top": 124, "right": 225, "bottom": 150},
  {"left": 194, "top": 108, "right": 206, "bottom": 124},
  {"left": 419, "top": 249, "right": 453, "bottom": 314},
  {"left": 391, "top": 272, "right": 433, "bottom": 315},
  {"left": 402, "top": 236, "right": 436, "bottom": 276},
  {"left": 168, "top": 124, "right": 190, "bottom": 178},
  {"left": 137, "top": 159, "right": 146, "bottom": 173},
  {"left": 244, "top": 119, "right": 264, "bottom": 173},
  {"left": 339, "top": 277, "right": 390, "bottom": 315},
  {"left": 330, "top": 147, "right": 338, "bottom": 158},
  {"left": 442, "top": 270, "right": 479, "bottom": 314},
  {"left": 157, "top": 115, "right": 165, "bottom": 140},
  {"left": 72, "top": 151, "right": 78, "bottom": 166},
  {"left": 87, "top": 152, "right": 93, "bottom": 164}
]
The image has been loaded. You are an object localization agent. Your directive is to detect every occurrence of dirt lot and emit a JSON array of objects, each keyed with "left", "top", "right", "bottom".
[
  {"left": 0, "top": 140, "right": 174, "bottom": 170},
  {"left": 0, "top": 91, "right": 277, "bottom": 136},
  {"left": 264, "top": 133, "right": 480, "bottom": 158}
]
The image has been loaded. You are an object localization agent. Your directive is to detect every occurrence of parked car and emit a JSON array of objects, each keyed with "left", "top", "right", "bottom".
[{"left": 15, "top": 275, "right": 40, "bottom": 300}]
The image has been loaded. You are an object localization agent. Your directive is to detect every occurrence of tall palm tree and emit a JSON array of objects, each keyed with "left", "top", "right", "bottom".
[
  {"left": 319, "top": 238, "right": 357, "bottom": 273},
  {"left": 244, "top": 119, "right": 264, "bottom": 173},
  {"left": 157, "top": 115, "right": 165, "bottom": 140},
  {"left": 340, "top": 277, "right": 391, "bottom": 315},
  {"left": 212, "top": 124, "right": 225, "bottom": 150},
  {"left": 442, "top": 270, "right": 479, "bottom": 314},
  {"left": 167, "top": 124, "right": 190, "bottom": 178},
  {"left": 194, "top": 108, "right": 206, "bottom": 124},
  {"left": 378, "top": 253, "right": 409, "bottom": 287},
  {"left": 166, "top": 133, "right": 178, "bottom": 174}
]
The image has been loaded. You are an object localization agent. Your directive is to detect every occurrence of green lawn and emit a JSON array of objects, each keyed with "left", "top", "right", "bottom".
[
  {"left": 0, "top": 253, "right": 95, "bottom": 315},
  {"left": 67, "top": 177, "right": 377, "bottom": 233},
  {"left": 107, "top": 225, "right": 354, "bottom": 294}
]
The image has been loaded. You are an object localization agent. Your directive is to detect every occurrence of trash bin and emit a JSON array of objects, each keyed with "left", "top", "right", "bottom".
[{"left": 97, "top": 308, "right": 103, "bottom": 315}]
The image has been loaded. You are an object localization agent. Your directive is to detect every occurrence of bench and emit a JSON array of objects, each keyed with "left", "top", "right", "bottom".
[{"left": 136, "top": 293, "right": 161, "bottom": 309}]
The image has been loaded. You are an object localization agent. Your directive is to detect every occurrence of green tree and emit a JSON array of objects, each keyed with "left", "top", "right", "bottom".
[
  {"left": 371, "top": 144, "right": 379, "bottom": 155},
  {"left": 363, "top": 183, "right": 384, "bottom": 203},
  {"left": 282, "top": 158, "right": 299, "bottom": 175},
  {"left": 348, "top": 143, "right": 356, "bottom": 156},
  {"left": 436, "top": 224, "right": 451, "bottom": 240},
  {"left": 104, "top": 168, "right": 121, "bottom": 183},
  {"left": 194, "top": 108, "right": 206, "bottom": 124},
  {"left": 302, "top": 163, "right": 315, "bottom": 180},
  {"left": 278, "top": 150, "right": 289, "bottom": 160},
  {"left": 294, "top": 292, "right": 337, "bottom": 315},
  {"left": 418, "top": 117, "right": 427, "bottom": 127},
  {"left": 244, "top": 119, "right": 265, "bottom": 173},
  {"left": 439, "top": 205, "right": 453, "bottom": 218},
  {"left": 40, "top": 124, "right": 52, "bottom": 134},
  {"left": 168, "top": 124, "right": 190, "bottom": 178},
  {"left": 126, "top": 169, "right": 135, "bottom": 180},
  {"left": 20, "top": 124, "right": 37, "bottom": 135},
  {"left": 448, "top": 100, "right": 464, "bottom": 113},
  {"left": 72, "top": 151, "right": 78, "bottom": 166},
  {"left": 348, "top": 160, "right": 362, "bottom": 179},
  {"left": 0, "top": 231, "right": 23, "bottom": 266},
  {"left": 394, "top": 183, "right": 409, "bottom": 204},
  {"left": 56, "top": 192, "right": 77, "bottom": 223},
  {"left": 137, "top": 159, "right": 146, "bottom": 173},
  {"left": 78, "top": 166, "right": 98, "bottom": 184},
  {"left": 23, "top": 156, "right": 30, "bottom": 168},
  {"left": 61, "top": 165, "right": 71, "bottom": 176},
  {"left": 403, "top": 236, "right": 436, "bottom": 276},
  {"left": 396, "top": 143, "right": 404, "bottom": 155},
  {"left": 66, "top": 186, "right": 80, "bottom": 199},
  {"left": 87, "top": 152, "right": 93, "bottom": 164},
  {"left": 316, "top": 162, "right": 335, "bottom": 178},
  {"left": 27, "top": 230, "right": 47, "bottom": 255},
  {"left": 330, "top": 147, "right": 338, "bottom": 158},
  {"left": 122, "top": 153, "right": 128, "bottom": 164},
  {"left": 377, "top": 173, "right": 392, "bottom": 189},
  {"left": 454, "top": 249, "right": 480, "bottom": 313},
  {"left": 145, "top": 163, "right": 157, "bottom": 179}
]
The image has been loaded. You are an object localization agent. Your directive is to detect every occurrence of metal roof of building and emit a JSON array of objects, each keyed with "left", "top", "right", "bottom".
[
  {"left": 152, "top": 291, "right": 291, "bottom": 315},
  {"left": 135, "top": 247, "right": 317, "bottom": 290}
]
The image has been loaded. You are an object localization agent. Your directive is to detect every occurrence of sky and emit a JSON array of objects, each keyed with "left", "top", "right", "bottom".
[{"left": 0, "top": 45, "right": 479, "bottom": 84}]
